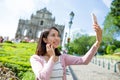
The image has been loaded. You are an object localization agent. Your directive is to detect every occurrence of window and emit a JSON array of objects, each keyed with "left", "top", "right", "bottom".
[
  {"left": 23, "top": 29, "right": 27, "bottom": 36},
  {"left": 37, "top": 31, "right": 41, "bottom": 38},
  {"left": 40, "top": 21, "right": 43, "bottom": 25}
]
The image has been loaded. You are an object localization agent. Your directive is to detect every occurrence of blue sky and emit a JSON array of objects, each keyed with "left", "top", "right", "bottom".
[{"left": 0, "top": 0, "right": 113, "bottom": 39}]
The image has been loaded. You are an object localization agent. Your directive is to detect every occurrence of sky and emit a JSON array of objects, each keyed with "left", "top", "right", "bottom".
[{"left": 0, "top": 0, "right": 113, "bottom": 40}]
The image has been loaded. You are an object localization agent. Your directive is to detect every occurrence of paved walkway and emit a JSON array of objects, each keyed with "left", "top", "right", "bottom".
[{"left": 67, "top": 63, "right": 120, "bottom": 80}]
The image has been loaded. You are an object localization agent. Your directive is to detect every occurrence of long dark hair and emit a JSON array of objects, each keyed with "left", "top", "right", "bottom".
[{"left": 35, "top": 27, "right": 61, "bottom": 56}]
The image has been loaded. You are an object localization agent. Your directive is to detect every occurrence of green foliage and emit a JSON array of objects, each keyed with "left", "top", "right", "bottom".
[
  {"left": 103, "top": 0, "right": 120, "bottom": 53},
  {"left": 4, "top": 40, "right": 13, "bottom": 43},
  {"left": 113, "top": 39, "right": 120, "bottom": 48},
  {"left": 21, "top": 71, "right": 35, "bottom": 80},
  {"left": 114, "top": 48, "right": 120, "bottom": 53},
  {"left": 0, "top": 43, "right": 37, "bottom": 80},
  {"left": 97, "top": 41, "right": 107, "bottom": 55},
  {"left": 106, "top": 45, "right": 116, "bottom": 54},
  {"left": 67, "top": 35, "right": 95, "bottom": 55},
  {"left": 20, "top": 40, "right": 29, "bottom": 43},
  {"left": 110, "top": 0, "right": 120, "bottom": 28},
  {"left": 103, "top": 14, "right": 117, "bottom": 43},
  {"left": 58, "top": 46, "right": 62, "bottom": 51},
  {"left": 114, "top": 48, "right": 120, "bottom": 56},
  {"left": 103, "top": 0, "right": 120, "bottom": 42},
  {"left": 97, "top": 55, "right": 120, "bottom": 61},
  {"left": 66, "top": 33, "right": 120, "bottom": 56}
]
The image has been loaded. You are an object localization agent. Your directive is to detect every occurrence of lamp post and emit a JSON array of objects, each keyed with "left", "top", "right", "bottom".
[
  {"left": 68, "top": 11, "right": 74, "bottom": 43},
  {"left": 67, "top": 11, "right": 74, "bottom": 54},
  {"left": 64, "top": 32, "right": 67, "bottom": 45}
]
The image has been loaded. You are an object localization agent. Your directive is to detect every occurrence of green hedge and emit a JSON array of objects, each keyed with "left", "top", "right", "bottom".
[
  {"left": 0, "top": 43, "right": 36, "bottom": 79},
  {"left": 106, "top": 45, "right": 116, "bottom": 54}
]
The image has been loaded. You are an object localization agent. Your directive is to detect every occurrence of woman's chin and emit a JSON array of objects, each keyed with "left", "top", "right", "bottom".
[{"left": 53, "top": 45, "right": 59, "bottom": 49}]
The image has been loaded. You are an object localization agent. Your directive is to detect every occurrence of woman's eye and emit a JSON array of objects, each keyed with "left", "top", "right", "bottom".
[
  {"left": 51, "top": 34, "right": 55, "bottom": 37},
  {"left": 50, "top": 33, "right": 60, "bottom": 37}
]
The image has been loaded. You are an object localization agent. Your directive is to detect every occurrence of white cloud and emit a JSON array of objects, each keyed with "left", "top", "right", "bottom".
[{"left": 102, "top": 0, "right": 113, "bottom": 8}]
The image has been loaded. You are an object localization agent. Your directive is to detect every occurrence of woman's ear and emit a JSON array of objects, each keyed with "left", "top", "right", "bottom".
[{"left": 43, "top": 38, "right": 48, "bottom": 43}]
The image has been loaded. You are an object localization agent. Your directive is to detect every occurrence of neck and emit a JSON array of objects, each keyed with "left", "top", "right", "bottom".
[{"left": 45, "top": 54, "right": 56, "bottom": 58}]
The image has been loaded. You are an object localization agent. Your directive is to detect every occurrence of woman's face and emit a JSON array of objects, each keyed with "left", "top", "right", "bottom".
[{"left": 45, "top": 29, "right": 60, "bottom": 48}]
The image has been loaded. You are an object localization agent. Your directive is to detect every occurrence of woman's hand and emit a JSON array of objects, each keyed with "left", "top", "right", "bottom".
[
  {"left": 93, "top": 24, "right": 102, "bottom": 47},
  {"left": 46, "top": 44, "right": 55, "bottom": 57},
  {"left": 91, "top": 13, "right": 102, "bottom": 47}
]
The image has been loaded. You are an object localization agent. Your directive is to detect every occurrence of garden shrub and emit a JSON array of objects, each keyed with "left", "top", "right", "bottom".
[
  {"left": 0, "top": 43, "right": 36, "bottom": 80},
  {"left": 114, "top": 48, "right": 120, "bottom": 53},
  {"left": 106, "top": 45, "right": 116, "bottom": 54}
]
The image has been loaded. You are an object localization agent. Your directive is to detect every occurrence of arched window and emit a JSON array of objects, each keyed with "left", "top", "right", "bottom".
[
  {"left": 37, "top": 31, "right": 41, "bottom": 38},
  {"left": 40, "top": 21, "right": 43, "bottom": 25},
  {"left": 23, "top": 29, "right": 27, "bottom": 36}
]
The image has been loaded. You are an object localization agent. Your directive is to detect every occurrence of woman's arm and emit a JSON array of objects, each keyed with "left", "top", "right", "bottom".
[
  {"left": 82, "top": 21, "right": 102, "bottom": 64},
  {"left": 81, "top": 42, "right": 99, "bottom": 64},
  {"left": 64, "top": 43, "right": 99, "bottom": 66},
  {"left": 30, "top": 55, "right": 55, "bottom": 80},
  {"left": 64, "top": 14, "right": 102, "bottom": 66}
]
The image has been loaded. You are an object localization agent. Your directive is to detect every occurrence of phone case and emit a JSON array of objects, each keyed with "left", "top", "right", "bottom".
[{"left": 91, "top": 13, "right": 98, "bottom": 24}]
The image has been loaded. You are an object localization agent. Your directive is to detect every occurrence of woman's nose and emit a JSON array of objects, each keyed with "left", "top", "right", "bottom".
[{"left": 55, "top": 36, "right": 60, "bottom": 40}]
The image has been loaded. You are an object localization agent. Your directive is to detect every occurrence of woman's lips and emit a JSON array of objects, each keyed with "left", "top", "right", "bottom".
[{"left": 53, "top": 42, "right": 59, "bottom": 45}]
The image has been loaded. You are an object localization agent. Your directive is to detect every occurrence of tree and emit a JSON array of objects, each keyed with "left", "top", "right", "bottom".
[
  {"left": 68, "top": 35, "right": 95, "bottom": 55},
  {"left": 103, "top": 0, "right": 120, "bottom": 43},
  {"left": 110, "top": 0, "right": 120, "bottom": 28}
]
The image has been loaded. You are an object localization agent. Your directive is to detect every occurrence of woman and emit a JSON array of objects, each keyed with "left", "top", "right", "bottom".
[{"left": 30, "top": 20, "right": 102, "bottom": 80}]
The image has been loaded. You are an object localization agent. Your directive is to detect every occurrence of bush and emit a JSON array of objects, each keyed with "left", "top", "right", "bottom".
[
  {"left": 4, "top": 40, "right": 13, "bottom": 43},
  {"left": 114, "top": 48, "right": 120, "bottom": 56},
  {"left": 0, "top": 43, "right": 36, "bottom": 80},
  {"left": 106, "top": 45, "right": 116, "bottom": 54},
  {"left": 20, "top": 40, "right": 29, "bottom": 43},
  {"left": 22, "top": 71, "right": 35, "bottom": 80},
  {"left": 58, "top": 46, "right": 62, "bottom": 51},
  {"left": 66, "top": 35, "right": 93, "bottom": 55},
  {"left": 114, "top": 48, "right": 120, "bottom": 53}
]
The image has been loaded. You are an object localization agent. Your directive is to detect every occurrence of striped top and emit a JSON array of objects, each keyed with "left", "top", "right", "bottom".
[{"left": 44, "top": 57, "right": 63, "bottom": 80}]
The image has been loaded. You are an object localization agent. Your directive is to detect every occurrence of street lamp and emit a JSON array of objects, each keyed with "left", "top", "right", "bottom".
[
  {"left": 67, "top": 11, "right": 74, "bottom": 54},
  {"left": 68, "top": 11, "right": 74, "bottom": 43},
  {"left": 64, "top": 32, "right": 67, "bottom": 45}
]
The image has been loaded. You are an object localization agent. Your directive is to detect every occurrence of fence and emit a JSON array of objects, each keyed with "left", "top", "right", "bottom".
[{"left": 91, "top": 57, "right": 120, "bottom": 73}]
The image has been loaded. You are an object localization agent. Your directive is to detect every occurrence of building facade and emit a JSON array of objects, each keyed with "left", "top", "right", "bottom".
[{"left": 15, "top": 8, "right": 65, "bottom": 43}]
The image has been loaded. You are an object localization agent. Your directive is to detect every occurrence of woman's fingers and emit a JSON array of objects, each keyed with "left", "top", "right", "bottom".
[
  {"left": 93, "top": 23, "right": 102, "bottom": 44},
  {"left": 93, "top": 24, "right": 100, "bottom": 28},
  {"left": 46, "top": 44, "right": 55, "bottom": 56},
  {"left": 93, "top": 24, "right": 102, "bottom": 32},
  {"left": 46, "top": 44, "right": 50, "bottom": 49},
  {"left": 91, "top": 13, "right": 102, "bottom": 44}
]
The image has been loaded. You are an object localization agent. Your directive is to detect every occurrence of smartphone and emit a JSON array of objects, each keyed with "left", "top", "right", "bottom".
[{"left": 91, "top": 13, "right": 98, "bottom": 24}]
